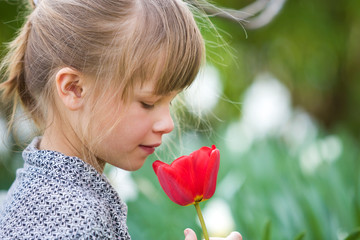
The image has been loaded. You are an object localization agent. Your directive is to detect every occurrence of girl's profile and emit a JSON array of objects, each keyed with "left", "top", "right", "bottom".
[{"left": 0, "top": 0, "right": 241, "bottom": 239}]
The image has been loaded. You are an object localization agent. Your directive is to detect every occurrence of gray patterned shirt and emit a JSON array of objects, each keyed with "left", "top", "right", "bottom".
[{"left": 0, "top": 137, "right": 131, "bottom": 239}]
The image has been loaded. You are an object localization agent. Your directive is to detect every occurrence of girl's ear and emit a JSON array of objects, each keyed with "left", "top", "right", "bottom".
[{"left": 55, "top": 67, "right": 86, "bottom": 111}]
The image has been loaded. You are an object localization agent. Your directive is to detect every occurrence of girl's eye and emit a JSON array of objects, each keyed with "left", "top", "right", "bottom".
[{"left": 141, "top": 102, "right": 155, "bottom": 109}]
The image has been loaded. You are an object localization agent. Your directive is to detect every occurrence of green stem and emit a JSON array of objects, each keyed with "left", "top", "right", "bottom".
[{"left": 194, "top": 202, "right": 209, "bottom": 240}]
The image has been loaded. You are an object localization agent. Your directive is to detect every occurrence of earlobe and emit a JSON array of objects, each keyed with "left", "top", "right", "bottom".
[{"left": 55, "top": 67, "right": 85, "bottom": 111}]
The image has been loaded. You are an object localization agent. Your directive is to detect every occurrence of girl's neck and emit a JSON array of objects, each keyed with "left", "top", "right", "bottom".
[
  {"left": 40, "top": 129, "right": 106, "bottom": 173},
  {"left": 40, "top": 126, "right": 82, "bottom": 160}
]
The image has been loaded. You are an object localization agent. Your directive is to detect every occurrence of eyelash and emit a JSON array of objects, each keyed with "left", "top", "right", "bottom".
[{"left": 141, "top": 102, "right": 155, "bottom": 109}]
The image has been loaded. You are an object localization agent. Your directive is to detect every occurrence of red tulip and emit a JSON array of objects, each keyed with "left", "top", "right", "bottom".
[
  {"left": 152, "top": 145, "right": 220, "bottom": 206},
  {"left": 153, "top": 145, "right": 220, "bottom": 240}
]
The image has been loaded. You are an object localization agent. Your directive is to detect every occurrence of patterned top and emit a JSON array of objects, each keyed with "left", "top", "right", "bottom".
[{"left": 0, "top": 137, "right": 131, "bottom": 239}]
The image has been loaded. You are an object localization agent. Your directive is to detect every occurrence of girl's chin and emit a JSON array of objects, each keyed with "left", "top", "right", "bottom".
[
  {"left": 110, "top": 157, "right": 147, "bottom": 171},
  {"left": 122, "top": 164, "right": 144, "bottom": 172}
]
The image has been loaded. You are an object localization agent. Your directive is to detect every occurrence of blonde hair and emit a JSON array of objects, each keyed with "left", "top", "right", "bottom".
[{"left": 0, "top": 0, "right": 205, "bottom": 170}]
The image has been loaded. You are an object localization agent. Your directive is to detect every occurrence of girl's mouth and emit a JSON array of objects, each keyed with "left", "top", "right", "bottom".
[{"left": 139, "top": 143, "right": 160, "bottom": 155}]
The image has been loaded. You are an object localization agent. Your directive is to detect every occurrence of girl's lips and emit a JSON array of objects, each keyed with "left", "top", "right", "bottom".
[{"left": 139, "top": 144, "right": 160, "bottom": 155}]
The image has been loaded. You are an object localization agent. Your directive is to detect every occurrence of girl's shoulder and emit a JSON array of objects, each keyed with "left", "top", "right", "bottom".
[
  {"left": 0, "top": 137, "right": 131, "bottom": 239},
  {"left": 0, "top": 167, "right": 130, "bottom": 239}
]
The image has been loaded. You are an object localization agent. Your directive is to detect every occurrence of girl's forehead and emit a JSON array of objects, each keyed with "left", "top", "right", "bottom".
[
  {"left": 134, "top": 79, "right": 156, "bottom": 94},
  {"left": 134, "top": 80, "right": 179, "bottom": 98}
]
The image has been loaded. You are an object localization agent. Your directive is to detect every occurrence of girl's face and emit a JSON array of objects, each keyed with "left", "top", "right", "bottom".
[{"left": 92, "top": 80, "right": 177, "bottom": 171}]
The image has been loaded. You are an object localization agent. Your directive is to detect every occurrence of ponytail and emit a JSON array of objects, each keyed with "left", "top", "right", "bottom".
[
  {"left": 29, "top": 0, "right": 36, "bottom": 9},
  {"left": 0, "top": 20, "right": 30, "bottom": 99},
  {"left": 0, "top": 11, "right": 40, "bottom": 127}
]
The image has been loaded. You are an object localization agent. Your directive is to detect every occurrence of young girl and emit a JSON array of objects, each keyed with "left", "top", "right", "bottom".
[{"left": 0, "top": 0, "right": 242, "bottom": 239}]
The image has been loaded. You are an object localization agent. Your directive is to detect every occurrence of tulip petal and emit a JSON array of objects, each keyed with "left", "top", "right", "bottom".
[
  {"left": 189, "top": 146, "right": 213, "bottom": 197},
  {"left": 202, "top": 146, "right": 220, "bottom": 200},
  {"left": 153, "top": 159, "right": 195, "bottom": 206}
]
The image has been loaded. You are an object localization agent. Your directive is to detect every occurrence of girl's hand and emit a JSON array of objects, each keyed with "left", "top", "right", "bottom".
[{"left": 184, "top": 228, "right": 242, "bottom": 240}]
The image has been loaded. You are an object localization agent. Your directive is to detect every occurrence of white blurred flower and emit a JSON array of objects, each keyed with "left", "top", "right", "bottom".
[
  {"left": 300, "top": 135, "right": 342, "bottom": 174},
  {"left": 136, "top": 177, "right": 159, "bottom": 203},
  {"left": 281, "top": 108, "right": 318, "bottom": 150},
  {"left": 241, "top": 73, "right": 291, "bottom": 137},
  {"left": 201, "top": 198, "right": 236, "bottom": 237},
  {"left": 107, "top": 167, "right": 138, "bottom": 202},
  {"left": 184, "top": 64, "right": 222, "bottom": 117},
  {"left": 319, "top": 135, "right": 342, "bottom": 163},
  {"left": 0, "top": 190, "right": 8, "bottom": 205},
  {"left": 0, "top": 117, "right": 10, "bottom": 155},
  {"left": 225, "top": 121, "right": 255, "bottom": 154},
  {"left": 300, "top": 143, "right": 322, "bottom": 174},
  {"left": 13, "top": 109, "right": 37, "bottom": 142},
  {"left": 217, "top": 171, "right": 244, "bottom": 200}
]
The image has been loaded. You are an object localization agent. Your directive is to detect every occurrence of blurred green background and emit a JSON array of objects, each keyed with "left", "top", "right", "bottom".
[{"left": 0, "top": 0, "right": 359, "bottom": 239}]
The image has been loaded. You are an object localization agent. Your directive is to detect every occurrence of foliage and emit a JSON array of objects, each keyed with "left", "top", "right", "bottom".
[
  {"left": 127, "top": 128, "right": 359, "bottom": 239},
  {"left": 206, "top": 0, "right": 360, "bottom": 135}
]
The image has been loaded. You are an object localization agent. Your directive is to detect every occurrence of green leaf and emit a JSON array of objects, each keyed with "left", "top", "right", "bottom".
[
  {"left": 345, "top": 228, "right": 360, "bottom": 240},
  {"left": 262, "top": 220, "right": 272, "bottom": 240},
  {"left": 294, "top": 232, "right": 306, "bottom": 240}
]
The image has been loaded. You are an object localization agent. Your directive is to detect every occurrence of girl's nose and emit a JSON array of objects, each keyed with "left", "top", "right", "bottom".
[{"left": 153, "top": 108, "right": 174, "bottom": 135}]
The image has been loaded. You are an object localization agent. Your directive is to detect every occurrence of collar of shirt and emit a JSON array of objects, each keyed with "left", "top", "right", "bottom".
[{"left": 22, "top": 137, "right": 119, "bottom": 199}]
